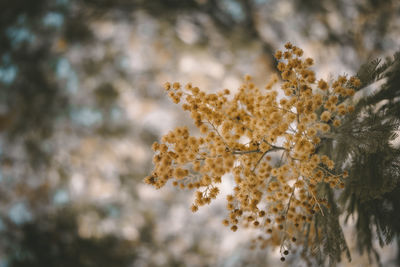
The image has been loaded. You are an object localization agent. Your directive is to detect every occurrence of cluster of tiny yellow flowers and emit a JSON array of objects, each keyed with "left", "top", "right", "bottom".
[{"left": 145, "top": 42, "right": 360, "bottom": 260}]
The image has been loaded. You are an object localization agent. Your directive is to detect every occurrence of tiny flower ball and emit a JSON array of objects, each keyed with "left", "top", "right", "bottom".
[{"left": 320, "top": 111, "right": 331, "bottom": 122}]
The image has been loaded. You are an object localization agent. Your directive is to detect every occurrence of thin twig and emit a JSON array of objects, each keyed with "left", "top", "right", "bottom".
[
  {"left": 207, "top": 120, "right": 230, "bottom": 149},
  {"left": 273, "top": 105, "right": 297, "bottom": 115},
  {"left": 251, "top": 151, "right": 268, "bottom": 172},
  {"left": 310, "top": 190, "right": 325, "bottom": 217},
  {"left": 232, "top": 149, "right": 261, "bottom": 155}
]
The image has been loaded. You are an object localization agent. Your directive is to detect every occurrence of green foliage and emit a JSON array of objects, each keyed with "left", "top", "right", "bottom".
[
  {"left": 306, "top": 138, "right": 351, "bottom": 266},
  {"left": 302, "top": 52, "right": 400, "bottom": 266},
  {"left": 318, "top": 186, "right": 351, "bottom": 267},
  {"left": 335, "top": 53, "right": 400, "bottom": 265},
  {"left": 361, "top": 52, "right": 400, "bottom": 118}
]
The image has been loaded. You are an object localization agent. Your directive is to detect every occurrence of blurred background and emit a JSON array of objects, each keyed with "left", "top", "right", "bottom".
[{"left": 0, "top": 0, "right": 399, "bottom": 266}]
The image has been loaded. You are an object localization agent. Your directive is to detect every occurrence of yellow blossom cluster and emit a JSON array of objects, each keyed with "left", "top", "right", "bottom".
[{"left": 145, "top": 42, "right": 360, "bottom": 259}]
